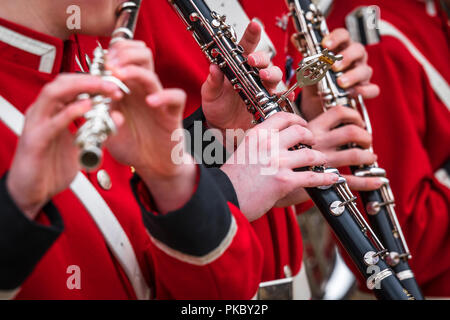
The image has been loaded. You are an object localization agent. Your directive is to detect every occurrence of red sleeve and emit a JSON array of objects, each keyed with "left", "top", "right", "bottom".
[{"left": 131, "top": 165, "right": 263, "bottom": 299}]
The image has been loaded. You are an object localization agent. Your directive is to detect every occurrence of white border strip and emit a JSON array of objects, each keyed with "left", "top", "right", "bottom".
[
  {"left": 379, "top": 20, "right": 450, "bottom": 111},
  {"left": 149, "top": 216, "right": 238, "bottom": 266},
  {"left": 0, "top": 25, "right": 56, "bottom": 73}
]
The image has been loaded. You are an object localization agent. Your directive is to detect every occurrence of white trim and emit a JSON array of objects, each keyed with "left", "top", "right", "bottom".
[
  {"left": 149, "top": 216, "right": 238, "bottom": 266},
  {"left": 425, "top": 0, "right": 437, "bottom": 17},
  {"left": 0, "top": 96, "right": 24, "bottom": 135},
  {"left": 69, "top": 174, "right": 151, "bottom": 300},
  {"left": 0, "top": 96, "right": 151, "bottom": 300},
  {"left": 0, "top": 288, "right": 20, "bottom": 300},
  {"left": 435, "top": 168, "right": 450, "bottom": 189},
  {"left": 0, "top": 25, "right": 56, "bottom": 73},
  {"left": 378, "top": 20, "right": 450, "bottom": 111}
]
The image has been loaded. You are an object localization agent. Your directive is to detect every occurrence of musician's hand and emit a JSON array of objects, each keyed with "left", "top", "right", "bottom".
[
  {"left": 6, "top": 74, "right": 122, "bottom": 219},
  {"left": 221, "top": 112, "right": 338, "bottom": 221},
  {"left": 201, "top": 21, "right": 293, "bottom": 142},
  {"left": 308, "top": 106, "right": 383, "bottom": 191},
  {"left": 301, "top": 28, "right": 379, "bottom": 120},
  {"left": 106, "top": 40, "right": 196, "bottom": 213}
]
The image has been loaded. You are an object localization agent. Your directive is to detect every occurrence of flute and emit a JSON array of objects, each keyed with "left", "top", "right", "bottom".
[{"left": 75, "top": 1, "right": 142, "bottom": 171}]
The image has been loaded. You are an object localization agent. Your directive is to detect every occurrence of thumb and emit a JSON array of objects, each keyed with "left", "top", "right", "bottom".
[{"left": 201, "top": 64, "right": 225, "bottom": 101}]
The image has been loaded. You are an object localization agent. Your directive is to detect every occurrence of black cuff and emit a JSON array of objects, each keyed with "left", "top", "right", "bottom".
[
  {"left": 0, "top": 173, "right": 63, "bottom": 290},
  {"left": 207, "top": 167, "right": 239, "bottom": 208},
  {"left": 131, "top": 165, "right": 232, "bottom": 257},
  {"left": 183, "top": 107, "right": 229, "bottom": 168}
]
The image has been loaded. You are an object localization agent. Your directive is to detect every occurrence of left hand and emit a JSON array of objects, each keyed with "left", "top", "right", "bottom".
[
  {"left": 104, "top": 40, "right": 196, "bottom": 213},
  {"left": 301, "top": 28, "right": 380, "bottom": 120}
]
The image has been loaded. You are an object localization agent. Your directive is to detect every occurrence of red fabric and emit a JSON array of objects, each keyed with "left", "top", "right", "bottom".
[
  {"left": 326, "top": 0, "right": 450, "bottom": 296},
  {"left": 0, "top": 17, "right": 263, "bottom": 300},
  {"left": 135, "top": 0, "right": 305, "bottom": 281}
]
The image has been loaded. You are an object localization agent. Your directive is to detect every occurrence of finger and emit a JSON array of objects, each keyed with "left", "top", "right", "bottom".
[
  {"left": 337, "top": 65, "right": 373, "bottom": 89},
  {"left": 327, "top": 148, "right": 377, "bottom": 168},
  {"left": 332, "top": 42, "right": 367, "bottom": 72},
  {"left": 260, "top": 66, "right": 283, "bottom": 94},
  {"left": 146, "top": 88, "right": 187, "bottom": 116},
  {"left": 311, "top": 105, "right": 365, "bottom": 130},
  {"left": 275, "top": 91, "right": 295, "bottom": 102},
  {"left": 290, "top": 171, "right": 339, "bottom": 188},
  {"left": 108, "top": 39, "right": 148, "bottom": 62},
  {"left": 109, "top": 39, "right": 147, "bottom": 51},
  {"left": 321, "top": 124, "right": 373, "bottom": 149},
  {"left": 322, "top": 28, "right": 351, "bottom": 51},
  {"left": 248, "top": 51, "right": 271, "bottom": 68},
  {"left": 347, "top": 84, "right": 380, "bottom": 100},
  {"left": 110, "top": 110, "right": 125, "bottom": 129},
  {"left": 284, "top": 148, "right": 327, "bottom": 168},
  {"left": 106, "top": 45, "right": 153, "bottom": 70},
  {"left": 47, "top": 99, "right": 92, "bottom": 140},
  {"left": 344, "top": 175, "right": 384, "bottom": 191},
  {"left": 279, "top": 124, "right": 315, "bottom": 148},
  {"left": 201, "top": 64, "right": 225, "bottom": 101},
  {"left": 257, "top": 112, "right": 307, "bottom": 131},
  {"left": 36, "top": 74, "right": 122, "bottom": 118},
  {"left": 115, "top": 65, "right": 163, "bottom": 93},
  {"left": 238, "top": 20, "right": 262, "bottom": 55}
]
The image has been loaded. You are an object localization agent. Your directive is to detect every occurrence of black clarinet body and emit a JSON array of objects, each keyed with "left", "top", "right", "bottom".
[
  {"left": 286, "top": 0, "right": 423, "bottom": 299},
  {"left": 169, "top": 0, "right": 413, "bottom": 299}
]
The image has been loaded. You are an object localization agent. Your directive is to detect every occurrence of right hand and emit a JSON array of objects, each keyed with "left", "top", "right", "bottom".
[
  {"left": 307, "top": 106, "right": 382, "bottom": 191},
  {"left": 221, "top": 112, "right": 339, "bottom": 221},
  {"left": 6, "top": 74, "right": 122, "bottom": 220}
]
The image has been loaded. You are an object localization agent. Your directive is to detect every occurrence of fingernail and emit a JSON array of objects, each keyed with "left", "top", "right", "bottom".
[
  {"left": 114, "top": 90, "right": 123, "bottom": 99},
  {"left": 115, "top": 68, "right": 126, "bottom": 77},
  {"left": 376, "top": 178, "right": 384, "bottom": 187},
  {"left": 249, "top": 55, "right": 259, "bottom": 65},
  {"left": 147, "top": 95, "right": 160, "bottom": 105},
  {"left": 260, "top": 70, "right": 269, "bottom": 78},
  {"left": 338, "top": 76, "right": 348, "bottom": 87},
  {"left": 323, "top": 37, "right": 333, "bottom": 48},
  {"left": 333, "top": 61, "right": 342, "bottom": 71}
]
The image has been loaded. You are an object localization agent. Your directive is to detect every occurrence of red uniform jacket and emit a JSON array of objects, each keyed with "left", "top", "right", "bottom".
[
  {"left": 326, "top": 0, "right": 450, "bottom": 296},
  {"left": 134, "top": 0, "right": 307, "bottom": 282},
  {"left": 0, "top": 17, "right": 264, "bottom": 300}
]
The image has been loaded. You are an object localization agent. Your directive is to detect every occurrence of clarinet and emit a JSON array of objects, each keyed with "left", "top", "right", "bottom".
[
  {"left": 285, "top": 0, "right": 423, "bottom": 299},
  {"left": 168, "top": 0, "right": 413, "bottom": 300},
  {"left": 75, "top": 1, "right": 142, "bottom": 171}
]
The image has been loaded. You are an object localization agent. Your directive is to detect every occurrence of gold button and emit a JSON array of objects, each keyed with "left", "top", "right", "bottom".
[{"left": 97, "top": 169, "right": 112, "bottom": 191}]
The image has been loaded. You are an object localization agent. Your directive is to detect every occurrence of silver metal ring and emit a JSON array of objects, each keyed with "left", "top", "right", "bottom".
[
  {"left": 397, "top": 270, "right": 415, "bottom": 281},
  {"left": 367, "top": 269, "right": 393, "bottom": 290}
]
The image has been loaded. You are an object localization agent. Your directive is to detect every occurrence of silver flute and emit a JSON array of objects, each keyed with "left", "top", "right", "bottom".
[
  {"left": 75, "top": 1, "right": 142, "bottom": 171},
  {"left": 285, "top": 0, "right": 423, "bottom": 299}
]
